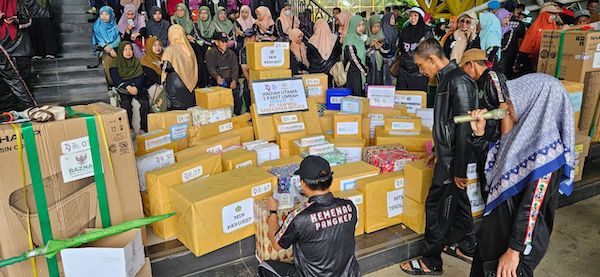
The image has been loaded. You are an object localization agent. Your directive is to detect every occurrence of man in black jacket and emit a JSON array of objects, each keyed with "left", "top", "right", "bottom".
[
  {"left": 401, "top": 38, "right": 478, "bottom": 275},
  {"left": 206, "top": 32, "right": 243, "bottom": 115}
]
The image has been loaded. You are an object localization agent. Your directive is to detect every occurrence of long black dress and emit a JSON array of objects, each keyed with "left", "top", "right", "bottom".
[
  {"left": 24, "top": 0, "right": 58, "bottom": 57},
  {"left": 163, "top": 61, "right": 196, "bottom": 110},
  {"left": 396, "top": 16, "right": 433, "bottom": 91},
  {"left": 343, "top": 45, "right": 368, "bottom": 97},
  {"left": 366, "top": 41, "right": 391, "bottom": 86},
  {"left": 307, "top": 41, "right": 341, "bottom": 88}
]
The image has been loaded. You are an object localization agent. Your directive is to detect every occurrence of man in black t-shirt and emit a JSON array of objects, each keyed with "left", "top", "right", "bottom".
[{"left": 257, "top": 156, "right": 361, "bottom": 277}]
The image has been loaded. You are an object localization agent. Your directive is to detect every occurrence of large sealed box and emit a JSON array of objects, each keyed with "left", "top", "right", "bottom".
[
  {"left": 301, "top": 73, "right": 328, "bottom": 103},
  {"left": 395, "top": 90, "right": 427, "bottom": 115},
  {"left": 404, "top": 159, "right": 434, "bottom": 203},
  {"left": 169, "top": 167, "right": 277, "bottom": 256},
  {"left": 246, "top": 42, "right": 291, "bottom": 70},
  {"left": 136, "top": 149, "right": 175, "bottom": 192},
  {"left": 272, "top": 112, "right": 306, "bottom": 134},
  {"left": 249, "top": 69, "right": 292, "bottom": 84},
  {"left": 403, "top": 196, "right": 425, "bottom": 234},
  {"left": 331, "top": 162, "right": 380, "bottom": 192},
  {"left": 277, "top": 130, "right": 308, "bottom": 149},
  {"left": 188, "top": 106, "right": 232, "bottom": 126},
  {"left": 147, "top": 110, "right": 192, "bottom": 151},
  {"left": 333, "top": 113, "right": 363, "bottom": 140},
  {"left": 537, "top": 30, "right": 600, "bottom": 82},
  {"left": 194, "top": 87, "right": 235, "bottom": 109},
  {"left": 134, "top": 129, "right": 178, "bottom": 156},
  {"left": 250, "top": 99, "right": 320, "bottom": 142},
  {"left": 341, "top": 96, "right": 369, "bottom": 115},
  {"left": 356, "top": 172, "right": 405, "bottom": 233},
  {"left": 261, "top": 155, "right": 303, "bottom": 170},
  {"left": 375, "top": 127, "right": 433, "bottom": 152},
  {"left": 578, "top": 71, "right": 600, "bottom": 135},
  {"left": 384, "top": 117, "right": 422, "bottom": 134},
  {"left": 147, "top": 152, "right": 222, "bottom": 239},
  {"left": 176, "top": 135, "right": 241, "bottom": 161},
  {"left": 187, "top": 113, "right": 251, "bottom": 140},
  {"left": 221, "top": 148, "right": 257, "bottom": 171},
  {"left": 333, "top": 189, "right": 365, "bottom": 236},
  {"left": 0, "top": 103, "right": 144, "bottom": 277}
]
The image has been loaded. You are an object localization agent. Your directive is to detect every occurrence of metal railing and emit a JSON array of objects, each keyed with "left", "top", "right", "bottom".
[{"left": 289, "top": 0, "right": 336, "bottom": 30}]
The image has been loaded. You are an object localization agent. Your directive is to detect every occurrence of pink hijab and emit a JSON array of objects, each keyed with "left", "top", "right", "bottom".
[
  {"left": 255, "top": 6, "right": 275, "bottom": 33},
  {"left": 117, "top": 4, "right": 146, "bottom": 34},
  {"left": 289, "top": 28, "right": 309, "bottom": 67},
  {"left": 236, "top": 5, "right": 255, "bottom": 31},
  {"left": 337, "top": 11, "right": 352, "bottom": 41},
  {"left": 308, "top": 19, "right": 338, "bottom": 60},
  {"left": 278, "top": 6, "right": 299, "bottom": 35}
]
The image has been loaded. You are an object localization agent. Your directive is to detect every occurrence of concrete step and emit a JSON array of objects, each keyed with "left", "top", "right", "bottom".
[
  {"left": 60, "top": 32, "right": 92, "bottom": 43},
  {"left": 32, "top": 56, "right": 99, "bottom": 70},
  {"left": 57, "top": 13, "right": 95, "bottom": 24},
  {"left": 55, "top": 4, "right": 93, "bottom": 14},
  {"left": 33, "top": 81, "right": 109, "bottom": 105},
  {"left": 51, "top": 0, "right": 92, "bottom": 6},
  {"left": 59, "top": 22, "right": 93, "bottom": 33},
  {"left": 62, "top": 42, "right": 94, "bottom": 53},
  {"left": 30, "top": 66, "right": 104, "bottom": 86}
]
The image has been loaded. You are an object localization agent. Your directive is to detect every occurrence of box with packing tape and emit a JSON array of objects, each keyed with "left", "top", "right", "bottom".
[
  {"left": 277, "top": 130, "right": 308, "bottom": 150},
  {"left": 221, "top": 148, "right": 257, "bottom": 171},
  {"left": 384, "top": 117, "right": 422, "bottom": 134},
  {"left": 374, "top": 126, "right": 432, "bottom": 152},
  {"left": 331, "top": 162, "right": 380, "bottom": 192},
  {"left": 194, "top": 87, "right": 235, "bottom": 109},
  {"left": 341, "top": 96, "right": 370, "bottom": 115},
  {"left": 148, "top": 110, "right": 192, "bottom": 151},
  {"left": 395, "top": 90, "right": 427, "bottom": 115},
  {"left": 261, "top": 155, "right": 303, "bottom": 170},
  {"left": 249, "top": 68, "right": 292, "bottom": 83},
  {"left": 188, "top": 106, "right": 233, "bottom": 126},
  {"left": 290, "top": 135, "right": 327, "bottom": 155},
  {"left": 136, "top": 149, "right": 176, "bottom": 192},
  {"left": 135, "top": 128, "right": 178, "bottom": 156},
  {"left": 356, "top": 171, "right": 405, "bottom": 233},
  {"left": 403, "top": 196, "right": 426, "bottom": 234},
  {"left": 147, "top": 152, "right": 222, "bottom": 239},
  {"left": 273, "top": 112, "right": 306, "bottom": 134},
  {"left": 246, "top": 41, "right": 291, "bottom": 70},
  {"left": 404, "top": 159, "right": 434, "bottom": 204},
  {"left": 0, "top": 103, "right": 144, "bottom": 277},
  {"left": 333, "top": 113, "right": 362, "bottom": 140},
  {"left": 301, "top": 73, "right": 328, "bottom": 103},
  {"left": 333, "top": 189, "right": 365, "bottom": 236},
  {"left": 176, "top": 135, "right": 241, "bottom": 161},
  {"left": 370, "top": 149, "right": 423, "bottom": 173},
  {"left": 169, "top": 167, "right": 277, "bottom": 256},
  {"left": 187, "top": 113, "right": 251, "bottom": 140}
]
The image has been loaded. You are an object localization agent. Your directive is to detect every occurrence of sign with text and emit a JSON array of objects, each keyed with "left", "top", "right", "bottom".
[
  {"left": 367, "top": 86, "right": 396, "bottom": 108},
  {"left": 252, "top": 78, "right": 309, "bottom": 115}
]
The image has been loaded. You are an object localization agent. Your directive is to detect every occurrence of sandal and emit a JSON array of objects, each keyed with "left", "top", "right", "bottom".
[
  {"left": 443, "top": 245, "right": 473, "bottom": 264},
  {"left": 400, "top": 259, "right": 443, "bottom": 275}
]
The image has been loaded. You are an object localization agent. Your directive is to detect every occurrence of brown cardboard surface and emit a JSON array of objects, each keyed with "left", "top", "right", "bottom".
[
  {"left": 402, "top": 196, "right": 425, "bottom": 234},
  {"left": 301, "top": 73, "right": 328, "bottom": 103},
  {"left": 0, "top": 103, "right": 143, "bottom": 277},
  {"left": 135, "top": 129, "right": 177, "bottom": 156},
  {"left": 272, "top": 112, "right": 306, "bottom": 133},
  {"left": 368, "top": 105, "right": 409, "bottom": 119},
  {"left": 177, "top": 135, "right": 241, "bottom": 161},
  {"left": 303, "top": 98, "right": 323, "bottom": 135},
  {"left": 384, "top": 117, "right": 422, "bottom": 133},
  {"left": 331, "top": 162, "right": 380, "bottom": 192},
  {"left": 276, "top": 131, "right": 308, "bottom": 149},
  {"left": 574, "top": 157, "right": 586, "bottom": 182},
  {"left": 147, "top": 152, "right": 222, "bottom": 239},
  {"left": 221, "top": 148, "right": 258, "bottom": 171},
  {"left": 579, "top": 71, "right": 600, "bottom": 133},
  {"left": 170, "top": 167, "right": 277, "bottom": 256},
  {"left": 320, "top": 114, "right": 334, "bottom": 135},
  {"left": 538, "top": 30, "right": 600, "bottom": 82},
  {"left": 375, "top": 126, "right": 433, "bottom": 152},
  {"left": 251, "top": 104, "right": 277, "bottom": 141},
  {"left": 561, "top": 80, "right": 584, "bottom": 130},
  {"left": 333, "top": 189, "right": 365, "bottom": 236},
  {"left": 394, "top": 90, "right": 427, "bottom": 115},
  {"left": 187, "top": 113, "right": 251, "bottom": 140},
  {"left": 404, "top": 159, "right": 434, "bottom": 203},
  {"left": 333, "top": 113, "right": 363, "bottom": 139},
  {"left": 260, "top": 155, "right": 303, "bottom": 170},
  {"left": 147, "top": 110, "right": 192, "bottom": 151},
  {"left": 340, "top": 96, "right": 370, "bottom": 115},
  {"left": 249, "top": 69, "right": 292, "bottom": 84},
  {"left": 194, "top": 87, "right": 235, "bottom": 109},
  {"left": 356, "top": 172, "right": 405, "bottom": 233},
  {"left": 246, "top": 42, "right": 291, "bottom": 71},
  {"left": 575, "top": 134, "right": 591, "bottom": 160}
]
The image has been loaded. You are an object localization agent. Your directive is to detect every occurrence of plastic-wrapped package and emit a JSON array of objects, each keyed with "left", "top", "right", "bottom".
[
  {"left": 300, "top": 148, "right": 346, "bottom": 166},
  {"left": 268, "top": 164, "right": 306, "bottom": 209},
  {"left": 188, "top": 106, "right": 233, "bottom": 126},
  {"left": 370, "top": 150, "right": 422, "bottom": 173},
  {"left": 362, "top": 144, "right": 407, "bottom": 164}
]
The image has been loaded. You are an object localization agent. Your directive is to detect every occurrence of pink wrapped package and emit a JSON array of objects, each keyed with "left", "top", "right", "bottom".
[{"left": 370, "top": 150, "right": 422, "bottom": 173}]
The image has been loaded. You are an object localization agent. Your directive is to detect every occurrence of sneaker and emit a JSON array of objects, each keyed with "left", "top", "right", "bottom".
[
  {"left": 45, "top": 55, "right": 55, "bottom": 59},
  {"left": 86, "top": 7, "right": 97, "bottom": 14},
  {"left": 32, "top": 56, "right": 42, "bottom": 60}
]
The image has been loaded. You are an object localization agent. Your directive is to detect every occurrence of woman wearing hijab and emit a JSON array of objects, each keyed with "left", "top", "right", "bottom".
[
  {"left": 396, "top": 7, "right": 432, "bottom": 91},
  {"left": 235, "top": 5, "right": 255, "bottom": 48},
  {"left": 142, "top": 36, "right": 163, "bottom": 88},
  {"left": 336, "top": 11, "right": 352, "bottom": 42},
  {"left": 117, "top": 4, "right": 146, "bottom": 58},
  {"left": 439, "top": 16, "right": 457, "bottom": 47},
  {"left": 495, "top": 8, "right": 519, "bottom": 78},
  {"left": 166, "top": 0, "right": 183, "bottom": 17},
  {"left": 275, "top": 4, "right": 298, "bottom": 41},
  {"left": 110, "top": 41, "right": 148, "bottom": 132},
  {"left": 288, "top": 28, "right": 309, "bottom": 75},
  {"left": 366, "top": 15, "right": 390, "bottom": 86},
  {"left": 343, "top": 15, "right": 368, "bottom": 97},
  {"left": 93, "top": 6, "right": 121, "bottom": 85},
  {"left": 210, "top": 7, "right": 235, "bottom": 48},
  {"left": 162, "top": 25, "right": 198, "bottom": 110},
  {"left": 253, "top": 6, "right": 277, "bottom": 42},
  {"left": 191, "top": 5, "right": 212, "bottom": 88},
  {"left": 206, "top": 0, "right": 226, "bottom": 17},
  {"left": 443, "top": 11, "right": 480, "bottom": 64},
  {"left": 147, "top": 6, "right": 170, "bottom": 46},
  {"left": 25, "top": 0, "right": 59, "bottom": 59},
  {"left": 515, "top": 3, "right": 561, "bottom": 76},
  {"left": 171, "top": 3, "right": 195, "bottom": 37},
  {"left": 468, "top": 73, "right": 575, "bottom": 277},
  {"left": 478, "top": 12, "right": 502, "bottom": 69},
  {"left": 307, "top": 18, "right": 341, "bottom": 87},
  {"left": 380, "top": 11, "right": 398, "bottom": 86}
]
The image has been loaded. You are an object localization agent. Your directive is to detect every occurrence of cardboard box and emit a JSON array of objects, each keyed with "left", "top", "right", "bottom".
[
  {"left": 147, "top": 152, "right": 222, "bottom": 239},
  {"left": 136, "top": 149, "right": 176, "bottom": 191},
  {"left": 331, "top": 162, "right": 380, "bottom": 192},
  {"left": 243, "top": 139, "right": 269, "bottom": 150},
  {"left": 326, "top": 88, "right": 352, "bottom": 110},
  {"left": 575, "top": 134, "right": 592, "bottom": 160},
  {"left": 246, "top": 42, "right": 291, "bottom": 70},
  {"left": 277, "top": 130, "right": 308, "bottom": 149},
  {"left": 141, "top": 191, "right": 150, "bottom": 216},
  {"left": 537, "top": 30, "right": 600, "bottom": 82},
  {"left": 384, "top": 117, "right": 422, "bottom": 134},
  {"left": 251, "top": 104, "right": 276, "bottom": 141},
  {"left": 561, "top": 80, "right": 584, "bottom": 130},
  {"left": 135, "top": 129, "right": 178, "bottom": 156},
  {"left": 333, "top": 189, "right": 365, "bottom": 236},
  {"left": 249, "top": 69, "right": 292, "bottom": 83},
  {"left": 395, "top": 90, "right": 427, "bottom": 115},
  {"left": 188, "top": 106, "right": 233, "bottom": 126},
  {"left": 252, "top": 143, "right": 281, "bottom": 165},
  {"left": 290, "top": 135, "right": 328, "bottom": 155},
  {"left": 356, "top": 172, "right": 405, "bottom": 233},
  {"left": 0, "top": 103, "right": 145, "bottom": 277},
  {"left": 404, "top": 159, "right": 434, "bottom": 203},
  {"left": 303, "top": 98, "right": 323, "bottom": 135},
  {"left": 402, "top": 196, "right": 425, "bottom": 234},
  {"left": 301, "top": 73, "right": 328, "bottom": 103},
  {"left": 261, "top": 155, "right": 303, "bottom": 170},
  {"left": 375, "top": 127, "right": 433, "bottom": 152},
  {"left": 61, "top": 229, "right": 145, "bottom": 277},
  {"left": 341, "top": 96, "right": 369, "bottom": 115},
  {"left": 325, "top": 135, "right": 366, "bottom": 163},
  {"left": 177, "top": 135, "right": 241, "bottom": 161},
  {"left": 187, "top": 113, "right": 251, "bottom": 140},
  {"left": 333, "top": 113, "right": 363, "bottom": 139},
  {"left": 136, "top": 258, "right": 152, "bottom": 277},
  {"left": 363, "top": 144, "right": 407, "bottom": 163},
  {"left": 320, "top": 114, "right": 334, "bottom": 135},
  {"left": 300, "top": 147, "right": 347, "bottom": 166},
  {"left": 574, "top": 157, "right": 586, "bottom": 182},
  {"left": 280, "top": 147, "right": 291, "bottom": 158},
  {"left": 170, "top": 167, "right": 277, "bottom": 256},
  {"left": 368, "top": 105, "right": 409, "bottom": 120},
  {"left": 222, "top": 148, "right": 257, "bottom": 171},
  {"left": 194, "top": 87, "right": 235, "bottom": 109},
  {"left": 273, "top": 112, "right": 306, "bottom": 133},
  {"left": 148, "top": 110, "right": 192, "bottom": 151},
  {"left": 579, "top": 71, "right": 600, "bottom": 134}
]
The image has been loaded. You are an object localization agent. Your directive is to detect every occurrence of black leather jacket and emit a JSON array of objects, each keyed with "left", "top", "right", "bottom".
[{"left": 433, "top": 61, "right": 478, "bottom": 178}]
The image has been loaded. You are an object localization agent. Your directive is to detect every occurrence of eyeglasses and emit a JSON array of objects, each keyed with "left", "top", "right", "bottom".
[{"left": 460, "top": 19, "right": 472, "bottom": 24}]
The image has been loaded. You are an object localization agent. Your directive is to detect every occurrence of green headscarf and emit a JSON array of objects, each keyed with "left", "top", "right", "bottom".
[
  {"left": 367, "top": 15, "right": 385, "bottom": 68},
  {"left": 196, "top": 6, "right": 213, "bottom": 38},
  {"left": 171, "top": 3, "right": 194, "bottom": 35},
  {"left": 110, "top": 42, "right": 143, "bottom": 80},
  {"left": 210, "top": 7, "right": 234, "bottom": 36},
  {"left": 343, "top": 15, "right": 367, "bottom": 65}
]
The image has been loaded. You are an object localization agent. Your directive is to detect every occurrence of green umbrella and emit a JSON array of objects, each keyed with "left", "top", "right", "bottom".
[{"left": 0, "top": 213, "right": 175, "bottom": 269}]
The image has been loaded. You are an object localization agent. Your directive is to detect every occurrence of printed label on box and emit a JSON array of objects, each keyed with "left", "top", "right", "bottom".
[
  {"left": 309, "top": 143, "right": 335, "bottom": 155},
  {"left": 219, "top": 122, "right": 234, "bottom": 133},
  {"left": 222, "top": 198, "right": 254, "bottom": 233},
  {"left": 170, "top": 124, "right": 188, "bottom": 140},
  {"left": 60, "top": 150, "right": 96, "bottom": 183},
  {"left": 274, "top": 42, "right": 290, "bottom": 49},
  {"left": 181, "top": 166, "right": 203, "bottom": 182},
  {"left": 391, "top": 122, "right": 415, "bottom": 131},
  {"left": 280, "top": 115, "right": 299, "bottom": 123},
  {"left": 307, "top": 87, "right": 322, "bottom": 96},
  {"left": 341, "top": 99, "right": 361, "bottom": 114},
  {"left": 145, "top": 134, "right": 171, "bottom": 150},
  {"left": 393, "top": 159, "right": 412, "bottom": 172},
  {"left": 340, "top": 179, "right": 357, "bottom": 191},
  {"left": 395, "top": 95, "right": 423, "bottom": 114},
  {"left": 61, "top": 136, "right": 91, "bottom": 155},
  {"left": 337, "top": 147, "right": 362, "bottom": 163},
  {"left": 348, "top": 195, "right": 363, "bottom": 206},
  {"left": 594, "top": 52, "right": 600, "bottom": 69},
  {"left": 252, "top": 182, "right": 272, "bottom": 197},
  {"left": 336, "top": 122, "right": 359, "bottom": 135},
  {"left": 367, "top": 86, "right": 396, "bottom": 108},
  {"left": 387, "top": 189, "right": 404, "bottom": 218},
  {"left": 277, "top": 122, "right": 306, "bottom": 133},
  {"left": 207, "top": 144, "right": 223, "bottom": 153},
  {"left": 235, "top": 160, "right": 253, "bottom": 169},
  {"left": 394, "top": 178, "right": 405, "bottom": 189},
  {"left": 467, "top": 163, "right": 477, "bottom": 180},
  {"left": 261, "top": 47, "right": 285, "bottom": 67},
  {"left": 306, "top": 78, "right": 320, "bottom": 85},
  {"left": 177, "top": 114, "right": 190, "bottom": 123},
  {"left": 300, "top": 135, "right": 326, "bottom": 147},
  {"left": 369, "top": 114, "right": 384, "bottom": 121},
  {"left": 330, "top": 96, "right": 343, "bottom": 104},
  {"left": 467, "top": 182, "right": 485, "bottom": 216}
]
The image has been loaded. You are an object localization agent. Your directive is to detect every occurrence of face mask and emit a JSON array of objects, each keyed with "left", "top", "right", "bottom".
[
  {"left": 212, "top": 0, "right": 219, "bottom": 4},
  {"left": 360, "top": 34, "right": 368, "bottom": 42},
  {"left": 285, "top": 10, "right": 292, "bottom": 16}
]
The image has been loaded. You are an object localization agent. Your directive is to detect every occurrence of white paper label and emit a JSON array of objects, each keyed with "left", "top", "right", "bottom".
[
  {"left": 467, "top": 182, "right": 485, "bottom": 216},
  {"left": 368, "top": 86, "right": 396, "bottom": 108},
  {"left": 394, "top": 178, "right": 405, "bottom": 189},
  {"left": 235, "top": 160, "right": 253, "bottom": 169},
  {"left": 305, "top": 78, "right": 320, "bottom": 85},
  {"left": 593, "top": 52, "right": 600, "bottom": 69},
  {"left": 340, "top": 173, "right": 377, "bottom": 191},
  {"left": 330, "top": 96, "right": 343, "bottom": 104},
  {"left": 391, "top": 122, "right": 415, "bottom": 131},
  {"left": 219, "top": 122, "right": 234, "bottom": 133},
  {"left": 145, "top": 134, "right": 171, "bottom": 150},
  {"left": 274, "top": 42, "right": 290, "bottom": 49},
  {"left": 337, "top": 147, "right": 362, "bottom": 163},
  {"left": 341, "top": 99, "right": 361, "bottom": 114},
  {"left": 252, "top": 182, "right": 272, "bottom": 197},
  {"left": 277, "top": 122, "right": 306, "bottom": 133},
  {"left": 222, "top": 198, "right": 254, "bottom": 233},
  {"left": 596, "top": 44, "right": 600, "bottom": 52},
  {"left": 177, "top": 114, "right": 190, "bottom": 123},
  {"left": 300, "top": 135, "right": 326, "bottom": 147},
  {"left": 467, "top": 163, "right": 477, "bottom": 180},
  {"left": 207, "top": 144, "right": 223, "bottom": 153},
  {"left": 307, "top": 86, "right": 322, "bottom": 96},
  {"left": 393, "top": 159, "right": 412, "bottom": 172},
  {"left": 61, "top": 136, "right": 90, "bottom": 155},
  {"left": 181, "top": 166, "right": 203, "bottom": 182},
  {"left": 309, "top": 143, "right": 335, "bottom": 155},
  {"left": 387, "top": 189, "right": 404, "bottom": 218},
  {"left": 336, "top": 122, "right": 359, "bottom": 135},
  {"left": 395, "top": 95, "right": 423, "bottom": 114},
  {"left": 60, "top": 150, "right": 96, "bottom": 183},
  {"left": 369, "top": 113, "right": 384, "bottom": 121},
  {"left": 170, "top": 124, "right": 188, "bottom": 140},
  {"left": 417, "top": 108, "right": 434, "bottom": 130},
  {"left": 280, "top": 115, "right": 298, "bottom": 123},
  {"left": 260, "top": 46, "right": 285, "bottom": 67},
  {"left": 348, "top": 195, "right": 363, "bottom": 205}
]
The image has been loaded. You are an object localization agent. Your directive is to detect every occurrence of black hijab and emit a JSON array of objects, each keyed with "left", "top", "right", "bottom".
[
  {"left": 146, "top": 6, "right": 170, "bottom": 45},
  {"left": 400, "top": 14, "right": 428, "bottom": 44}
]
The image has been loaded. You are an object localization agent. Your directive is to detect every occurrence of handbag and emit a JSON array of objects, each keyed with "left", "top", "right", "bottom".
[{"left": 330, "top": 61, "right": 350, "bottom": 87}]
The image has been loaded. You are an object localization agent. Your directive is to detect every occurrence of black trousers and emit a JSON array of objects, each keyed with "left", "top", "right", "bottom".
[
  {"left": 120, "top": 92, "right": 149, "bottom": 132},
  {"left": 422, "top": 163, "right": 476, "bottom": 271},
  {"left": 470, "top": 170, "right": 560, "bottom": 277},
  {"left": 257, "top": 260, "right": 298, "bottom": 277}
]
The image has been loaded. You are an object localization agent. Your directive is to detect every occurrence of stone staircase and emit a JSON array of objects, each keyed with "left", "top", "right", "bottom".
[{"left": 31, "top": 0, "right": 109, "bottom": 105}]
